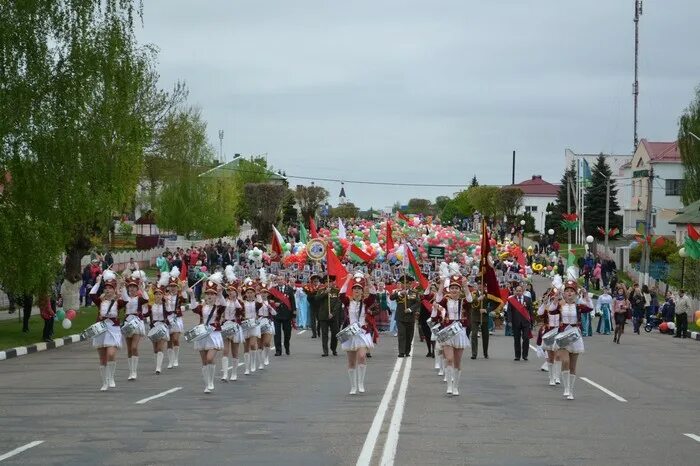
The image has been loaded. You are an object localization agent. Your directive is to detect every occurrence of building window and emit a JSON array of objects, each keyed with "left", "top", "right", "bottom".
[
  {"left": 665, "top": 179, "right": 683, "bottom": 196},
  {"left": 524, "top": 206, "right": 538, "bottom": 213}
]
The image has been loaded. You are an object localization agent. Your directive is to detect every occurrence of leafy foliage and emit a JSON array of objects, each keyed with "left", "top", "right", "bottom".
[
  {"left": 406, "top": 198, "right": 433, "bottom": 215},
  {"left": 496, "top": 187, "right": 524, "bottom": 217},
  {"left": 281, "top": 189, "right": 298, "bottom": 225},
  {"left": 678, "top": 85, "right": 700, "bottom": 204},
  {"left": 332, "top": 202, "right": 360, "bottom": 219},
  {"left": 466, "top": 186, "right": 499, "bottom": 216},
  {"left": 244, "top": 183, "right": 287, "bottom": 240},
  {"left": 295, "top": 185, "right": 329, "bottom": 221},
  {"left": 548, "top": 163, "right": 578, "bottom": 241}
]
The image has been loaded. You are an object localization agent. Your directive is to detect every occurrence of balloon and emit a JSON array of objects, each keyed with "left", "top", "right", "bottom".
[
  {"left": 62, "top": 319, "right": 72, "bottom": 330},
  {"left": 696, "top": 318, "right": 700, "bottom": 328},
  {"left": 201, "top": 266, "right": 208, "bottom": 272},
  {"left": 695, "top": 310, "right": 700, "bottom": 322},
  {"left": 667, "top": 321, "right": 676, "bottom": 331},
  {"left": 659, "top": 322, "right": 668, "bottom": 332},
  {"left": 66, "top": 309, "right": 77, "bottom": 320},
  {"left": 56, "top": 309, "right": 66, "bottom": 321}
]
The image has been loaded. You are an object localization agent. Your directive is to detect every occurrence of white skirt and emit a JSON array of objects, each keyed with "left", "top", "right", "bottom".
[
  {"left": 92, "top": 323, "right": 122, "bottom": 349},
  {"left": 442, "top": 327, "right": 470, "bottom": 349},
  {"left": 169, "top": 316, "right": 184, "bottom": 334},
  {"left": 125, "top": 314, "right": 146, "bottom": 336},
  {"left": 243, "top": 325, "right": 261, "bottom": 340},
  {"left": 341, "top": 329, "right": 374, "bottom": 352},
  {"left": 553, "top": 326, "right": 585, "bottom": 354},
  {"left": 194, "top": 330, "right": 224, "bottom": 351},
  {"left": 259, "top": 317, "right": 275, "bottom": 336}
]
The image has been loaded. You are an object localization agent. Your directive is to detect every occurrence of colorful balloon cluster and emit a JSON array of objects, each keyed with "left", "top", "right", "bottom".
[{"left": 55, "top": 308, "right": 77, "bottom": 329}]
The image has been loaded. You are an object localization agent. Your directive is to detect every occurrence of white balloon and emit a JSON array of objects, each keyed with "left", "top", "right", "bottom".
[
  {"left": 62, "top": 319, "right": 72, "bottom": 330},
  {"left": 667, "top": 322, "right": 676, "bottom": 331}
]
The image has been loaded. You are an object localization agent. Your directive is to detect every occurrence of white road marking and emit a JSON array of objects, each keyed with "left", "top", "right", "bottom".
[
  {"left": 529, "top": 344, "right": 538, "bottom": 351},
  {"left": 0, "top": 441, "right": 44, "bottom": 462},
  {"left": 683, "top": 433, "right": 700, "bottom": 443},
  {"left": 297, "top": 330, "right": 307, "bottom": 335},
  {"left": 238, "top": 363, "right": 245, "bottom": 366},
  {"left": 135, "top": 387, "right": 182, "bottom": 404},
  {"left": 380, "top": 354, "right": 413, "bottom": 466},
  {"left": 356, "top": 358, "right": 404, "bottom": 466},
  {"left": 580, "top": 377, "right": 627, "bottom": 402}
]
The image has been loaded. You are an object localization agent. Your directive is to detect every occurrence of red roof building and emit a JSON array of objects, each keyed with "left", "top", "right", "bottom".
[{"left": 509, "top": 175, "right": 560, "bottom": 197}]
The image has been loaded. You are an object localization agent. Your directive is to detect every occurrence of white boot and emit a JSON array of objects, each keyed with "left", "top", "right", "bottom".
[
  {"left": 548, "top": 363, "right": 556, "bottom": 386},
  {"left": 257, "top": 349, "right": 264, "bottom": 370},
  {"left": 99, "top": 366, "right": 108, "bottom": 391},
  {"left": 244, "top": 353, "right": 251, "bottom": 375},
  {"left": 230, "top": 358, "right": 239, "bottom": 381},
  {"left": 202, "top": 366, "right": 210, "bottom": 393},
  {"left": 173, "top": 346, "right": 180, "bottom": 367},
  {"left": 221, "top": 357, "right": 230, "bottom": 381},
  {"left": 167, "top": 348, "right": 174, "bottom": 369},
  {"left": 207, "top": 364, "right": 216, "bottom": 391},
  {"left": 434, "top": 353, "right": 440, "bottom": 370},
  {"left": 155, "top": 351, "right": 163, "bottom": 374},
  {"left": 562, "top": 370, "right": 571, "bottom": 398},
  {"left": 348, "top": 368, "right": 358, "bottom": 395},
  {"left": 452, "top": 369, "right": 461, "bottom": 396},
  {"left": 553, "top": 361, "right": 562, "bottom": 385},
  {"left": 446, "top": 367, "right": 454, "bottom": 395},
  {"left": 567, "top": 374, "right": 576, "bottom": 400},
  {"left": 264, "top": 347, "right": 270, "bottom": 366},
  {"left": 132, "top": 356, "right": 139, "bottom": 380},
  {"left": 250, "top": 351, "right": 257, "bottom": 373},
  {"left": 358, "top": 364, "right": 366, "bottom": 393},
  {"left": 438, "top": 355, "right": 444, "bottom": 376},
  {"left": 107, "top": 361, "right": 116, "bottom": 388},
  {"left": 127, "top": 358, "right": 134, "bottom": 381},
  {"left": 541, "top": 361, "right": 550, "bottom": 372}
]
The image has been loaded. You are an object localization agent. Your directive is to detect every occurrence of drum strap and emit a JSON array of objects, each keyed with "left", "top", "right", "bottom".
[
  {"left": 205, "top": 305, "right": 217, "bottom": 326},
  {"left": 104, "top": 300, "right": 116, "bottom": 320}
]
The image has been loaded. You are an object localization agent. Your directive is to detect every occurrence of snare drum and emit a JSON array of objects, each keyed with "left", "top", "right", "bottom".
[
  {"left": 121, "top": 319, "right": 140, "bottom": 338},
  {"left": 240, "top": 318, "right": 258, "bottom": 331},
  {"left": 147, "top": 322, "right": 169, "bottom": 342},
  {"left": 221, "top": 321, "right": 241, "bottom": 339},
  {"left": 541, "top": 328, "right": 559, "bottom": 347},
  {"left": 81, "top": 321, "right": 108, "bottom": 340},
  {"left": 554, "top": 326, "right": 580, "bottom": 348},
  {"left": 336, "top": 323, "right": 361, "bottom": 343},
  {"left": 437, "top": 322, "right": 463, "bottom": 343},
  {"left": 258, "top": 318, "right": 274, "bottom": 335},
  {"left": 184, "top": 323, "right": 212, "bottom": 342},
  {"left": 426, "top": 318, "right": 441, "bottom": 336}
]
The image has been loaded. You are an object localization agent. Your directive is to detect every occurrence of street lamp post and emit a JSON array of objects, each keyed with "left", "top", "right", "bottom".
[
  {"left": 586, "top": 235, "right": 594, "bottom": 255},
  {"left": 520, "top": 219, "right": 526, "bottom": 249},
  {"left": 678, "top": 247, "right": 687, "bottom": 289}
]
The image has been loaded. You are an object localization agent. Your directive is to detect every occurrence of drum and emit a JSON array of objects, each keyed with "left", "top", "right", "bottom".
[
  {"left": 542, "top": 328, "right": 559, "bottom": 347},
  {"left": 437, "top": 322, "right": 463, "bottom": 343},
  {"left": 147, "top": 322, "right": 169, "bottom": 342},
  {"left": 81, "top": 321, "right": 108, "bottom": 340},
  {"left": 259, "top": 319, "right": 273, "bottom": 334},
  {"left": 184, "top": 323, "right": 212, "bottom": 342},
  {"left": 240, "top": 318, "right": 258, "bottom": 331},
  {"left": 336, "top": 323, "right": 361, "bottom": 343},
  {"left": 426, "top": 318, "right": 441, "bottom": 336},
  {"left": 554, "top": 326, "right": 580, "bottom": 348},
  {"left": 121, "top": 319, "right": 140, "bottom": 338},
  {"left": 221, "top": 321, "right": 240, "bottom": 338}
]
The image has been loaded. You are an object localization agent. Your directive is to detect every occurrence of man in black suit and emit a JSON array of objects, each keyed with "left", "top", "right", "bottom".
[
  {"left": 506, "top": 284, "right": 534, "bottom": 361},
  {"left": 272, "top": 275, "right": 296, "bottom": 356}
]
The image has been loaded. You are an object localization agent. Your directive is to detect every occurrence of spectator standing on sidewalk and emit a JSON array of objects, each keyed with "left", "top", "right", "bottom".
[
  {"left": 39, "top": 293, "right": 55, "bottom": 342},
  {"left": 675, "top": 290, "right": 692, "bottom": 339},
  {"left": 629, "top": 284, "right": 646, "bottom": 334},
  {"left": 660, "top": 291, "right": 675, "bottom": 322}
]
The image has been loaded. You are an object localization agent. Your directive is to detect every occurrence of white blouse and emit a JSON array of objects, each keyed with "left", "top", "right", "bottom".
[
  {"left": 223, "top": 300, "right": 241, "bottom": 321},
  {"left": 120, "top": 289, "right": 142, "bottom": 316},
  {"left": 560, "top": 303, "right": 578, "bottom": 325},
  {"left": 348, "top": 300, "right": 366, "bottom": 325},
  {"left": 257, "top": 300, "right": 277, "bottom": 318},
  {"left": 150, "top": 303, "right": 166, "bottom": 322},
  {"left": 242, "top": 300, "right": 257, "bottom": 320},
  {"left": 98, "top": 299, "right": 119, "bottom": 320},
  {"left": 445, "top": 299, "right": 464, "bottom": 321}
]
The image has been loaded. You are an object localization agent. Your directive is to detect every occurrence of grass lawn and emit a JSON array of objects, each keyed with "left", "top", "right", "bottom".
[
  {"left": 0, "top": 306, "right": 97, "bottom": 352},
  {"left": 690, "top": 322, "right": 699, "bottom": 333}
]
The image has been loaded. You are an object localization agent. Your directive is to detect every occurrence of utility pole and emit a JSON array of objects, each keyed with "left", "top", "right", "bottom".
[
  {"left": 567, "top": 175, "right": 572, "bottom": 247},
  {"left": 643, "top": 167, "right": 653, "bottom": 285},
  {"left": 633, "top": 0, "right": 643, "bottom": 150},
  {"left": 511, "top": 150, "right": 516, "bottom": 185},
  {"left": 218, "top": 129, "right": 224, "bottom": 163},
  {"left": 604, "top": 176, "right": 611, "bottom": 255}
]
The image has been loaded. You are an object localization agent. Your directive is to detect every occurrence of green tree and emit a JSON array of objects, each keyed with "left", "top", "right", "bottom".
[
  {"left": 233, "top": 157, "right": 274, "bottom": 221},
  {"left": 0, "top": 0, "right": 159, "bottom": 305},
  {"left": 244, "top": 183, "right": 287, "bottom": 240},
  {"left": 295, "top": 185, "right": 329, "bottom": 222},
  {"left": 516, "top": 212, "right": 536, "bottom": 233},
  {"left": 550, "top": 163, "right": 578, "bottom": 241},
  {"left": 470, "top": 175, "right": 479, "bottom": 187},
  {"left": 332, "top": 202, "right": 360, "bottom": 219},
  {"left": 495, "top": 187, "right": 524, "bottom": 218},
  {"left": 678, "top": 86, "right": 700, "bottom": 204},
  {"left": 281, "top": 189, "right": 298, "bottom": 225},
  {"left": 584, "top": 155, "right": 622, "bottom": 239},
  {"left": 406, "top": 198, "right": 433, "bottom": 215},
  {"left": 452, "top": 190, "right": 475, "bottom": 217},
  {"left": 467, "top": 186, "right": 499, "bottom": 216},
  {"left": 434, "top": 196, "right": 451, "bottom": 213},
  {"left": 667, "top": 253, "right": 700, "bottom": 298}
]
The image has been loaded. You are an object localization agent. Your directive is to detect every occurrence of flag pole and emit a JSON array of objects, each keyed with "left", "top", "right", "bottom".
[{"left": 480, "top": 218, "right": 487, "bottom": 326}]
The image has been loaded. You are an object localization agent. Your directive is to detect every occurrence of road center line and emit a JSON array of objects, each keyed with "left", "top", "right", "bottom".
[
  {"left": 297, "top": 330, "right": 307, "bottom": 335},
  {"left": 683, "top": 433, "right": 700, "bottom": 443},
  {"left": 356, "top": 358, "right": 404, "bottom": 466},
  {"left": 380, "top": 354, "right": 413, "bottom": 466},
  {"left": 0, "top": 441, "right": 44, "bottom": 462},
  {"left": 135, "top": 387, "right": 182, "bottom": 404},
  {"left": 579, "top": 377, "right": 627, "bottom": 402}
]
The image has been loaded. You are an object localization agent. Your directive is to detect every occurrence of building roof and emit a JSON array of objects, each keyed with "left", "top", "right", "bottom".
[
  {"left": 339, "top": 186, "right": 346, "bottom": 198},
  {"left": 198, "top": 154, "right": 287, "bottom": 181},
  {"left": 509, "top": 175, "right": 559, "bottom": 196},
  {"left": 668, "top": 199, "right": 700, "bottom": 225},
  {"left": 641, "top": 139, "right": 681, "bottom": 163}
]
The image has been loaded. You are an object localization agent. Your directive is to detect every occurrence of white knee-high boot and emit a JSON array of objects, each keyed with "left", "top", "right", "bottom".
[
  {"left": 548, "top": 362, "right": 556, "bottom": 386},
  {"left": 107, "top": 361, "right": 116, "bottom": 388},
  {"left": 553, "top": 361, "right": 562, "bottom": 384},
  {"left": 348, "top": 368, "right": 357, "bottom": 395},
  {"left": 446, "top": 366, "right": 454, "bottom": 395},
  {"left": 99, "top": 366, "right": 108, "bottom": 391},
  {"left": 250, "top": 351, "right": 257, "bottom": 373},
  {"left": 202, "top": 366, "right": 210, "bottom": 393},
  {"left": 568, "top": 374, "right": 576, "bottom": 400},
  {"left": 244, "top": 353, "right": 251, "bottom": 375},
  {"left": 127, "top": 358, "right": 134, "bottom": 381},
  {"left": 358, "top": 364, "right": 366, "bottom": 393},
  {"left": 132, "top": 356, "right": 139, "bottom": 380},
  {"left": 257, "top": 349, "right": 264, "bottom": 370},
  {"left": 434, "top": 353, "right": 441, "bottom": 370},
  {"left": 562, "top": 370, "right": 571, "bottom": 397},
  {"left": 541, "top": 361, "right": 550, "bottom": 372},
  {"left": 221, "top": 357, "right": 230, "bottom": 381},
  {"left": 264, "top": 347, "right": 270, "bottom": 366},
  {"left": 155, "top": 352, "right": 163, "bottom": 374},
  {"left": 167, "top": 348, "right": 174, "bottom": 369},
  {"left": 230, "top": 358, "right": 239, "bottom": 381},
  {"left": 173, "top": 346, "right": 180, "bottom": 367},
  {"left": 452, "top": 369, "right": 461, "bottom": 396},
  {"left": 207, "top": 364, "right": 215, "bottom": 391}
]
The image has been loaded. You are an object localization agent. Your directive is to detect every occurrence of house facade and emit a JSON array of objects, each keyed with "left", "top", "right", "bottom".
[{"left": 509, "top": 175, "right": 559, "bottom": 232}]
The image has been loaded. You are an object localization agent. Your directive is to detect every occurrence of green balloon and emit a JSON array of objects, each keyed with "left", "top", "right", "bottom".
[{"left": 56, "top": 309, "right": 66, "bottom": 321}]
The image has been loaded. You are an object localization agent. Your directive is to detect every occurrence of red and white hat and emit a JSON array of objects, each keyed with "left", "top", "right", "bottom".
[
  {"left": 203, "top": 280, "right": 219, "bottom": 294},
  {"left": 351, "top": 273, "right": 366, "bottom": 290},
  {"left": 102, "top": 270, "right": 118, "bottom": 289},
  {"left": 564, "top": 279, "right": 578, "bottom": 291},
  {"left": 447, "top": 275, "right": 463, "bottom": 289}
]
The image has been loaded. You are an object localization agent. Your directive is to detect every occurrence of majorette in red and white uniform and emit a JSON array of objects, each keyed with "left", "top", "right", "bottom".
[
  {"left": 537, "top": 287, "right": 562, "bottom": 386},
  {"left": 255, "top": 283, "right": 278, "bottom": 370},
  {"left": 220, "top": 269, "right": 243, "bottom": 381},
  {"left": 239, "top": 278, "right": 261, "bottom": 375},
  {"left": 188, "top": 278, "right": 225, "bottom": 393},
  {"left": 89, "top": 270, "right": 123, "bottom": 391},
  {"left": 120, "top": 274, "right": 148, "bottom": 381},
  {"left": 164, "top": 267, "right": 187, "bottom": 369}
]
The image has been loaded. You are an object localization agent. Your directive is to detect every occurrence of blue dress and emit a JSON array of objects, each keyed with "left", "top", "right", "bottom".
[{"left": 295, "top": 288, "right": 309, "bottom": 328}]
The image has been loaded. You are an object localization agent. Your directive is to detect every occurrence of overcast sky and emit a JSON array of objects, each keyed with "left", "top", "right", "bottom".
[{"left": 136, "top": 0, "right": 700, "bottom": 210}]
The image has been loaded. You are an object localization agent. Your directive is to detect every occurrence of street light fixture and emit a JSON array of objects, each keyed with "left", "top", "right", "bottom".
[
  {"left": 679, "top": 247, "right": 687, "bottom": 288},
  {"left": 548, "top": 228, "right": 555, "bottom": 236},
  {"left": 585, "top": 235, "right": 594, "bottom": 254},
  {"left": 519, "top": 219, "right": 526, "bottom": 249}
]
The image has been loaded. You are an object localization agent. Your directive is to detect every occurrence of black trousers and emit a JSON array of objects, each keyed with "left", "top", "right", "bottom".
[
  {"left": 22, "top": 295, "right": 32, "bottom": 332},
  {"left": 676, "top": 313, "right": 688, "bottom": 337},
  {"left": 397, "top": 320, "right": 415, "bottom": 356},
  {"left": 309, "top": 308, "right": 319, "bottom": 337},
  {"left": 274, "top": 320, "right": 292, "bottom": 353},
  {"left": 470, "top": 309, "right": 489, "bottom": 357},
  {"left": 42, "top": 318, "right": 54, "bottom": 341},
  {"left": 319, "top": 319, "right": 339, "bottom": 354},
  {"left": 418, "top": 315, "right": 433, "bottom": 353},
  {"left": 512, "top": 320, "right": 530, "bottom": 359}
]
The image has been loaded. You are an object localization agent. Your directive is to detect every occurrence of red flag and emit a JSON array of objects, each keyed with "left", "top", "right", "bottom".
[
  {"left": 688, "top": 224, "right": 700, "bottom": 241},
  {"left": 271, "top": 225, "right": 284, "bottom": 258},
  {"left": 404, "top": 243, "right": 429, "bottom": 290},
  {"left": 326, "top": 247, "right": 348, "bottom": 287},
  {"left": 397, "top": 211, "right": 410, "bottom": 223},
  {"left": 386, "top": 220, "right": 395, "bottom": 252},
  {"left": 309, "top": 217, "right": 319, "bottom": 239},
  {"left": 349, "top": 243, "right": 373, "bottom": 263},
  {"left": 479, "top": 220, "right": 503, "bottom": 305}
]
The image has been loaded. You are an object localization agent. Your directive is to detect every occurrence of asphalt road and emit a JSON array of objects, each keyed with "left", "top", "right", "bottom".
[{"left": 1, "top": 278, "right": 698, "bottom": 465}]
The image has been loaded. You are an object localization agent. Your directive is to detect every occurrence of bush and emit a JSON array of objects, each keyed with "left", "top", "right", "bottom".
[
  {"left": 629, "top": 239, "right": 677, "bottom": 264},
  {"left": 118, "top": 222, "right": 133, "bottom": 236}
]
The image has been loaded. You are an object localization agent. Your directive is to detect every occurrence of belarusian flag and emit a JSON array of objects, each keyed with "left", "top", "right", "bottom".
[
  {"left": 347, "top": 243, "right": 372, "bottom": 263},
  {"left": 309, "top": 217, "right": 319, "bottom": 238},
  {"left": 479, "top": 219, "right": 502, "bottom": 305},
  {"left": 396, "top": 211, "right": 410, "bottom": 224},
  {"left": 271, "top": 225, "right": 285, "bottom": 259},
  {"left": 386, "top": 220, "right": 395, "bottom": 252},
  {"left": 404, "top": 243, "right": 429, "bottom": 290},
  {"left": 369, "top": 227, "right": 378, "bottom": 243}
]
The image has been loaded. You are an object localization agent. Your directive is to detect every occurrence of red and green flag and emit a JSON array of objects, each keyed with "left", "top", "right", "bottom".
[{"left": 404, "top": 243, "right": 429, "bottom": 290}]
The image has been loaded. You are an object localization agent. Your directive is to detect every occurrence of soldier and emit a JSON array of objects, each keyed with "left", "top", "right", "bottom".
[
  {"left": 471, "top": 283, "right": 497, "bottom": 360},
  {"left": 390, "top": 276, "right": 421, "bottom": 358},
  {"left": 313, "top": 275, "right": 343, "bottom": 356}
]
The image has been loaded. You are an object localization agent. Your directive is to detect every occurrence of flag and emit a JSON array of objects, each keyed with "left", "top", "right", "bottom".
[
  {"left": 326, "top": 247, "right": 348, "bottom": 287},
  {"left": 369, "top": 227, "right": 378, "bottom": 243},
  {"left": 271, "top": 225, "right": 285, "bottom": 259},
  {"left": 582, "top": 159, "right": 592, "bottom": 187},
  {"left": 567, "top": 248, "right": 577, "bottom": 267},
  {"left": 309, "top": 217, "right": 318, "bottom": 239},
  {"left": 404, "top": 243, "right": 429, "bottom": 290},
  {"left": 348, "top": 243, "right": 372, "bottom": 263},
  {"left": 338, "top": 218, "right": 347, "bottom": 239},
  {"left": 688, "top": 224, "right": 700, "bottom": 242},
  {"left": 396, "top": 211, "right": 410, "bottom": 224},
  {"left": 299, "top": 222, "right": 308, "bottom": 243},
  {"left": 385, "top": 220, "right": 395, "bottom": 252},
  {"left": 479, "top": 219, "right": 502, "bottom": 304}
]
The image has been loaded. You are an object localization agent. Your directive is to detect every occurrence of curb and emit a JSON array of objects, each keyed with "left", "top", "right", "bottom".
[
  {"left": 0, "top": 334, "right": 86, "bottom": 361},
  {"left": 691, "top": 331, "right": 700, "bottom": 341}
]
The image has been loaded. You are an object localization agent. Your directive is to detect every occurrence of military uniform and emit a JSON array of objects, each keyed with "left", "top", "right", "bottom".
[
  {"left": 470, "top": 293, "right": 497, "bottom": 359},
  {"left": 391, "top": 288, "right": 420, "bottom": 357},
  {"left": 308, "top": 282, "right": 343, "bottom": 356}
]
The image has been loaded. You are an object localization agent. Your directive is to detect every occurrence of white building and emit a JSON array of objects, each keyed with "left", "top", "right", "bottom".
[
  {"left": 620, "top": 139, "right": 684, "bottom": 236},
  {"left": 510, "top": 175, "right": 559, "bottom": 232}
]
